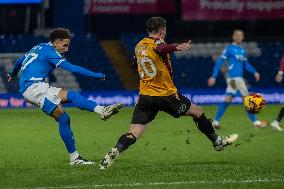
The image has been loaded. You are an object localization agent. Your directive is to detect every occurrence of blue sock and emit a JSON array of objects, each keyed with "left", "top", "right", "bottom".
[
  {"left": 57, "top": 112, "right": 76, "bottom": 153},
  {"left": 246, "top": 111, "right": 257, "bottom": 122},
  {"left": 214, "top": 102, "right": 230, "bottom": 121},
  {"left": 67, "top": 91, "right": 97, "bottom": 112}
]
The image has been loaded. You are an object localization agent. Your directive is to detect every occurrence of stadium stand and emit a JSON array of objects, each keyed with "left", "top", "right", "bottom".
[
  {"left": 0, "top": 35, "right": 124, "bottom": 92},
  {"left": 120, "top": 32, "right": 284, "bottom": 90},
  {"left": 1, "top": 34, "right": 283, "bottom": 93}
]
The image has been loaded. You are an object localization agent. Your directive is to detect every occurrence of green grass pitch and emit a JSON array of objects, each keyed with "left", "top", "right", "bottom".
[{"left": 0, "top": 105, "right": 284, "bottom": 189}]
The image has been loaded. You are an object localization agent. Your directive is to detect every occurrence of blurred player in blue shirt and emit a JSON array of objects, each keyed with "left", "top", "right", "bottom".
[
  {"left": 208, "top": 29, "right": 267, "bottom": 129},
  {"left": 8, "top": 28, "right": 123, "bottom": 165}
]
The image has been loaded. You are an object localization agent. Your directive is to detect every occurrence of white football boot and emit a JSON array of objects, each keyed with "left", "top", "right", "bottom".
[
  {"left": 100, "top": 103, "right": 123, "bottom": 121},
  {"left": 69, "top": 155, "right": 94, "bottom": 165},
  {"left": 253, "top": 120, "right": 267, "bottom": 128},
  {"left": 99, "top": 148, "right": 120, "bottom": 169},
  {"left": 213, "top": 134, "right": 239, "bottom": 151},
  {"left": 270, "top": 120, "right": 283, "bottom": 132}
]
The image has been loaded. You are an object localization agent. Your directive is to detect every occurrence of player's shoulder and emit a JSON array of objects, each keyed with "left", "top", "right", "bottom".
[
  {"left": 42, "top": 42, "right": 62, "bottom": 57},
  {"left": 135, "top": 37, "right": 150, "bottom": 50},
  {"left": 240, "top": 45, "right": 247, "bottom": 52},
  {"left": 25, "top": 43, "right": 46, "bottom": 56},
  {"left": 226, "top": 44, "right": 235, "bottom": 50},
  {"left": 29, "top": 42, "right": 51, "bottom": 53},
  {"left": 137, "top": 37, "right": 164, "bottom": 46},
  {"left": 223, "top": 44, "right": 236, "bottom": 54},
  {"left": 137, "top": 37, "right": 151, "bottom": 45},
  {"left": 38, "top": 42, "right": 53, "bottom": 50},
  {"left": 32, "top": 42, "right": 47, "bottom": 48},
  {"left": 220, "top": 44, "right": 230, "bottom": 55}
]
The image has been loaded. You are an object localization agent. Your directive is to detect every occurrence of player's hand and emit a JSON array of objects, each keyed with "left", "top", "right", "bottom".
[
  {"left": 275, "top": 72, "right": 283, "bottom": 83},
  {"left": 254, "top": 72, "right": 260, "bottom": 82},
  {"left": 7, "top": 72, "right": 15, "bottom": 82},
  {"left": 176, "top": 40, "right": 192, "bottom": 51},
  {"left": 100, "top": 73, "right": 106, "bottom": 80},
  {"left": 208, "top": 77, "right": 216, "bottom": 87}
]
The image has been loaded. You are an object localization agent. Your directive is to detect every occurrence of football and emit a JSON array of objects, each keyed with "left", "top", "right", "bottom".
[{"left": 244, "top": 93, "right": 266, "bottom": 114}]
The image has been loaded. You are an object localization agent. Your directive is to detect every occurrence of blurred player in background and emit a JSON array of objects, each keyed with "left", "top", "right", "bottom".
[
  {"left": 99, "top": 17, "right": 238, "bottom": 169},
  {"left": 208, "top": 29, "right": 267, "bottom": 129},
  {"left": 8, "top": 28, "right": 123, "bottom": 165},
  {"left": 270, "top": 53, "right": 284, "bottom": 131}
]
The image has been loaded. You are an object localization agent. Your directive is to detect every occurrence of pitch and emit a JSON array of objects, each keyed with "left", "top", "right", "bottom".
[{"left": 0, "top": 105, "right": 284, "bottom": 189}]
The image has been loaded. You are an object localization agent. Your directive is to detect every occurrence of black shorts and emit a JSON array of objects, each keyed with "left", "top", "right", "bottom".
[{"left": 131, "top": 92, "right": 191, "bottom": 125}]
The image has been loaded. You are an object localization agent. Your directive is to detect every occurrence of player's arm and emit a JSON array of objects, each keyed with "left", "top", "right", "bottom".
[
  {"left": 58, "top": 61, "right": 105, "bottom": 79},
  {"left": 8, "top": 54, "right": 26, "bottom": 81},
  {"left": 244, "top": 59, "right": 260, "bottom": 82},
  {"left": 275, "top": 54, "right": 284, "bottom": 83},
  {"left": 47, "top": 48, "right": 105, "bottom": 79},
  {"left": 155, "top": 40, "right": 191, "bottom": 54},
  {"left": 208, "top": 49, "right": 227, "bottom": 86}
]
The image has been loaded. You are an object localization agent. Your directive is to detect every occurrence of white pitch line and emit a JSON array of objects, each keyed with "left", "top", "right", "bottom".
[{"left": 5, "top": 178, "right": 284, "bottom": 189}]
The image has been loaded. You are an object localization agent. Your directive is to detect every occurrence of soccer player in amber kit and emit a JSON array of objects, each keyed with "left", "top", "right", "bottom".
[{"left": 99, "top": 17, "right": 238, "bottom": 169}]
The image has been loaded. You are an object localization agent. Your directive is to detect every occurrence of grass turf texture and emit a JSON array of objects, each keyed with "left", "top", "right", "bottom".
[{"left": 0, "top": 105, "right": 284, "bottom": 189}]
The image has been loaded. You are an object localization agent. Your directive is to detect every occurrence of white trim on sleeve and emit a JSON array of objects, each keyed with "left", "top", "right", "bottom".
[{"left": 56, "top": 59, "right": 66, "bottom": 67}]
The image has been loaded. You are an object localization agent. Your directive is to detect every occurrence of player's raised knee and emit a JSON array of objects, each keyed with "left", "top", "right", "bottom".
[
  {"left": 57, "top": 112, "right": 70, "bottom": 124},
  {"left": 53, "top": 105, "right": 66, "bottom": 119},
  {"left": 187, "top": 104, "right": 204, "bottom": 118}
]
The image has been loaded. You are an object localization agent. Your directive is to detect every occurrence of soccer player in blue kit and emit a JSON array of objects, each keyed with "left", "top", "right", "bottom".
[
  {"left": 8, "top": 28, "right": 123, "bottom": 165},
  {"left": 208, "top": 29, "right": 267, "bottom": 129}
]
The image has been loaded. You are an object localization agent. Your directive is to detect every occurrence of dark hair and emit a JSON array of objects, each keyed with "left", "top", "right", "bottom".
[
  {"left": 146, "top": 17, "right": 166, "bottom": 34},
  {"left": 49, "top": 27, "right": 71, "bottom": 42}
]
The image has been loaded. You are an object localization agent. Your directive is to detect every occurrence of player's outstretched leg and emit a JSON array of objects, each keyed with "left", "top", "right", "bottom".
[
  {"left": 99, "top": 125, "right": 142, "bottom": 169},
  {"left": 67, "top": 90, "right": 123, "bottom": 120},
  {"left": 212, "top": 95, "right": 232, "bottom": 129},
  {"left": 187, "top": 104, "right": 238, "bottom": 151},
  {"left": 270, "top": 106, "right": 284, "bottom": 131},
  {"left": 54, "top": 107, "right": 94, "bottom": 165}
]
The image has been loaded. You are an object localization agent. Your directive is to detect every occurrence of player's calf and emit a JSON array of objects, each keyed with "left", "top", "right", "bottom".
[
  {"left": 115, "top": 133, "right": 137, "bottom": 152},
  {"left": 193, "top": 114, "right": 238, "bottom": 150},
  {"left": 188, "top": 105, "right": 238, "bottom": 150},
  {"left": 186, "top": 105, "right": 218, "bottom": 142},
  {"left": 55, "top": 109, "right": 94, "bottom": 165},
  {"left": 193, "top": 113, "right": 219, "bottom": 143}
]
